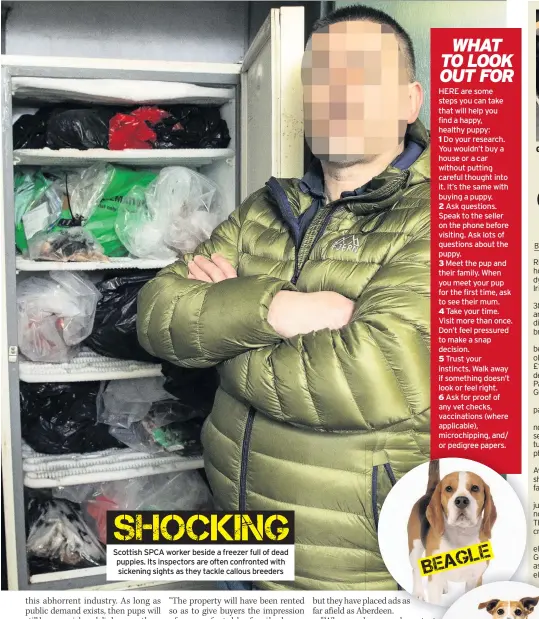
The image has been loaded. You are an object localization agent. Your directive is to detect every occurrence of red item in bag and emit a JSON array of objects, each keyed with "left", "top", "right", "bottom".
[
  {"left": 86, "top": 495, "right": 118, "bottom": 543},
  {"left": 109, "top": 107, "right": 170, "bottom": 150}
]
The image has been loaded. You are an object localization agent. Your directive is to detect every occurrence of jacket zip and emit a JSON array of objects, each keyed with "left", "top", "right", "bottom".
[
  {"left": 372, "top": 462, "right": 401, "bottom": 590},
  {"left": 292, "top": 203, "right": 344, "bottom": 284},
  {"left": 239, "top": 407, "right": 256, "bottom": 511},
  {"left": 372, "top": 462, "right": 397, "bottom": 531}
]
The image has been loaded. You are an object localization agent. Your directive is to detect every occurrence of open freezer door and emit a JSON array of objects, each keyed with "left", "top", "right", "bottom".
[{"left": 240, "top": 6, "right": 305, "bottom": 201}]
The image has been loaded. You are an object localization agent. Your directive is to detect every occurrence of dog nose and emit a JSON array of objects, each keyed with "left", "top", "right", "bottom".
[{"left": 454, "top": 496, "right": 470, "bottom": 509}]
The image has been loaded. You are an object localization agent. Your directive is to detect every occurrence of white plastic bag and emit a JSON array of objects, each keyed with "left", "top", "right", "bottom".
[
  {"left": 17, "top": 271, "right": 101, "bottom": 362},
  {"left": 115, "top": 185, "right": 177, "bottom": 260},
  {"left": 153, "top": 167, "right": 225, "bottom": 253},
  {"left": 115, "top": 166, "right": 226, "bottom": 258},
  {"left": 54, "top": 470, "right": 213, "bottom": 544}
]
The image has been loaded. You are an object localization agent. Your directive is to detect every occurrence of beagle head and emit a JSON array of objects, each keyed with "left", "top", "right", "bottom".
[
  {"left": 426, "top": 471, "right": 497, "bottom": 537},
  {"left": 478, "top": 598, "right": 539, "bottom": 618}
]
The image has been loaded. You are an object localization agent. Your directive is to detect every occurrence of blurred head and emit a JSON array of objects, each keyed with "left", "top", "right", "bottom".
[{"left": 302, "top": 5, "right": 423, "bottom": 166}]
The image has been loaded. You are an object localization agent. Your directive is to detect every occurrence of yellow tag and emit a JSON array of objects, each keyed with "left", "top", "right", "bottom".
[{"left": 418, "top": 541, "right": 494, "bottom": 576}]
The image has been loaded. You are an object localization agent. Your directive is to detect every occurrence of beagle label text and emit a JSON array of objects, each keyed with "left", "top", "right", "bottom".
[{"left": 418, "top": 541, "right": 494, "bottom": 576}]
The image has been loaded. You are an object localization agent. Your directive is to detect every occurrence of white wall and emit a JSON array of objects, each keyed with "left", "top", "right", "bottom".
[
  {"left": 5, "top": 1, "right": 249, "bottom": 63},
  {"left": 335, "top": 0, "right": 507, "bottom": 128}
]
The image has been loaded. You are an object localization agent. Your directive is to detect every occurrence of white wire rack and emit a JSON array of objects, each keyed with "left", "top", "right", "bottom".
[
  {"left": 19, "top": 349, "right": 163, "bottom": 383},
  {"left": 16, "top": 256, "right": 175, "bottom": 271},
  {"left": 22, "top": 444, "right": 204, "bottom": 488}
]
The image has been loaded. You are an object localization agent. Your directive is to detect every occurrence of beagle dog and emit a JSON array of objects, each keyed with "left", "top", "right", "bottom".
[
  {"left": 479, "top": 598, "right": 539, "bottom": 618},
  {"left": 407, "top": 460, "right": 497, "bottom": 605}
]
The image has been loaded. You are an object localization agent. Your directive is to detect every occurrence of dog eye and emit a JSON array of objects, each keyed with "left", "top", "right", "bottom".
[
  {"left": 497, "top": 610, "right": 504, "bottom": 615},
  {"left": 471, "top": 485, "right": 480, "bottom": 492},
  {"left": 515, "top": 611, "right": 522, "bottom": 616},
  {"left": 445, "top": 486, "right": 453, "bottom": 492}
]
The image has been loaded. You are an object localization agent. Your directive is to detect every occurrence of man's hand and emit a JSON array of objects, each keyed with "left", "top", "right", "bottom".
[
  {"left": 187, "top": 253, "right": 237, "bottom": 282},
  {"left": 268, "top": 290, "right": 355, "bottom": 338}
]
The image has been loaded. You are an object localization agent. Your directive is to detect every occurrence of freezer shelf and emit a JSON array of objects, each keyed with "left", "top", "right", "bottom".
[
  {"left": 29, "top": 567, "right": 188, "bottom": 590},
  {"left": 13, "top": 148, "right": 235, "bottom": 167},
  {"left": 11, "top": 76, "right": 235, "bottom": 105},
  {"left": 23, "top": 444, "right": 204, "bottom": 488},
  {"left": 30, "top": 566, "right": 106, "bottom": 585},
  {"left": 16, "top": 256, "right": 175, "bottom": 271},
  {"left": 19, "top": 349, "right": 162, "bottom": 383}
]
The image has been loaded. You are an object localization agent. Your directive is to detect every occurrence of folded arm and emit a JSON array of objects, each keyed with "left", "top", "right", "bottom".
[
  {"left": 218, "top": 221, "right": 431, "bottom": 431},
  {"left": 137, "top": 191, "right": 295, "bottom": 368}
]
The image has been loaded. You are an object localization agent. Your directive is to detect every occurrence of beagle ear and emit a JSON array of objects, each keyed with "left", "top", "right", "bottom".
[
  {"left": 521, "top": 597, "right": 539, "bottom": 613},
  {"left": 426, "top": 482, "right": 445, "bottom": 537},
  {"left": 478, "top": 600, "right": 500, "bottom": 613},
  {"left": 480, "top": 482, "right": 497, "bottom": 538}
]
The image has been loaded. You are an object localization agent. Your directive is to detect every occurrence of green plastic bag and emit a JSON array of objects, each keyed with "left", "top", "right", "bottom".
[
  {"left": 14, "top": 171, "right": 54, "bottom": 253},
  {"left": 85, "top": 168, "right": 158, "bottom": 257}
]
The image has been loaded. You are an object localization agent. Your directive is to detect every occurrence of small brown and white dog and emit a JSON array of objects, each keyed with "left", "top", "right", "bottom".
[
  {"left": 478, "top": 597, "right": 539, "bottom": 618},
  {"left": 407, "top": 460, "right": 497, "bottom": 605}
]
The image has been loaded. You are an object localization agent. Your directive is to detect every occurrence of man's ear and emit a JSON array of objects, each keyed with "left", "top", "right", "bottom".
[
  {"left": 478, "top": 600, "right": 500, "bottom": 614},
  {"left": 406, "top": 81, "right": 423, "bottom": 124}
]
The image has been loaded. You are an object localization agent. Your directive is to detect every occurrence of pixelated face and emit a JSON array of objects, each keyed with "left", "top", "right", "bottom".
[{"left": 302, "top": 20, "right": 411, "bottom": 165}]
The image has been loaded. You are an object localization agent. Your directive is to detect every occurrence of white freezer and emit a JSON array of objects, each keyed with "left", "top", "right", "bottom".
[{"left": 0, "top": 5, "right": 307, "bottom": 591}]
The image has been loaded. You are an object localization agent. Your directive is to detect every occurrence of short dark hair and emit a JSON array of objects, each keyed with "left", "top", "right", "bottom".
[{"left": 310, "top": 5, "right": 416, "bottom": 82}]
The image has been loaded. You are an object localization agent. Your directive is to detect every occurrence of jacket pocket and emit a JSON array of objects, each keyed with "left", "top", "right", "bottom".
[{"left": 371, "top": 453, "right": 397, "bottom": 532}]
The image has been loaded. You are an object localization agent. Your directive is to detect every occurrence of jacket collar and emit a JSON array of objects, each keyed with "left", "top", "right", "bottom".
[
  {"left": 266, "top": 119, "right": 430, "bottom": 223},
  {"left": 299, "top": 119, "right": 429, "bottom": 201}
]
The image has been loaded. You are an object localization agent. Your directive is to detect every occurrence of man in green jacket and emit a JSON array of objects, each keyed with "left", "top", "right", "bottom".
[{"left": 138, "top": 5, "right": 430, "bottom": 591}]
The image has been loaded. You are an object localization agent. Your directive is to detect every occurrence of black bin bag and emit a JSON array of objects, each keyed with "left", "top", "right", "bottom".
[
  {"left": 13, "top": 108, "right": 52, "bottom": 149},
  {"left": 46, "top": 108, "right": 117, "bottom": 150},
  {"left": 153, "top": 105, "right": 231, "bottom": 149},
  {"left": 161, "top": 361, "right": 219, "bottom": 417},
  {"left": 85, "top": 270, "right": 158, "bottom": 362},
  {"left": 20, "top": 382, "right": 122, "bottom": 455}
]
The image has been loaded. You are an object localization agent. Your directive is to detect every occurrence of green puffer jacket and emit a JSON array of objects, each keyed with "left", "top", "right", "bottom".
[{"left": 137, "top": 120, "right": 431, "bottom": 591}]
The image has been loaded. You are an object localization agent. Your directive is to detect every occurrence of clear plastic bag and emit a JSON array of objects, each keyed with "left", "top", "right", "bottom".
[
  {"left": 97, "top": 377, "right": 205, "bottom": 454},
  {"left": 115, "top": 166, "right": 226, "bottom": 258},
  {"left": 28, "top": 226, "right": 108, "bottom": 262},
  {"left": 66, "top": 164, "right": 115, "bottom": 222},
  {"left": 158, "top": 168, "right": 225, "bottom": 253},
  {"left": 109, "top": 410, "right": 203, "bottom": 455},
  {"left": 27, "top": 498, "right": 106, "bottom": 568},
  {"left": 25, "top": 165, "right": 114, "bottom": 262},
  {"left": 97, "top": 377, "right": 172, "bottom": 427},
  {"left": 54, "top": 470, "right": 213, "bottom": 544},
  {"left": 17, "top": 271, "right": 101, "bottom": 362},
  {"left": 115, "top": 184, "right": 177, "bottom": 260}
]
